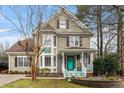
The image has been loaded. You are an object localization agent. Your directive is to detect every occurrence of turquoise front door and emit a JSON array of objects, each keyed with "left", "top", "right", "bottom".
[{"left": 67, "top": 57, "right": 75, "bottom": 71}]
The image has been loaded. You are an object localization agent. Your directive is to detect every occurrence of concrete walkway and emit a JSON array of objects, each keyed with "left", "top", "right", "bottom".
[{"left": 0, "top": 74, "right": 25, "bottom": 87}]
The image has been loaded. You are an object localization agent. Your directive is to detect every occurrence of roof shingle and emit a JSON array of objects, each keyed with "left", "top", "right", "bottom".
[{"left": 6, "top": 38, "right": 34, "bottom": 52}]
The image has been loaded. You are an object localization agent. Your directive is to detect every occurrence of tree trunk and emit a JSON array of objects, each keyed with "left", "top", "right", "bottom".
[
  {"left": 97, "top": 12, "right": 100, "bottom": 57},
  {"left": 117, "top": 7, "right": 124, "bottom": 76},
  {"left": 97, "top": 6, "right": 103, "bottom": 57}
]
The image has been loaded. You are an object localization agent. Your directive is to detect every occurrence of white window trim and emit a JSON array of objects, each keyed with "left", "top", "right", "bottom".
[
  {"left": 69, "top": 36, "right": 80, "bottom": 47},
  {"left": 17, "top": 56, "right": 29, "bottom": 67}
]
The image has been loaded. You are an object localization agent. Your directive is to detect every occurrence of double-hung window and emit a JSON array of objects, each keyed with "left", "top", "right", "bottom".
[
  {"left": 17, "top": 57, "right": 29, "bottom": 67},
  {"left": 69, "top": 36, "right": 79, "bottom": 47},
  {"left": 59, "top": 18, "right": 66, "bottom": 29}
]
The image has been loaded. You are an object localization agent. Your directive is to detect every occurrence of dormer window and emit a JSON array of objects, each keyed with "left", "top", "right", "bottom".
[{"left": 57, "top": 17, "right": 69, "bottom": 29}]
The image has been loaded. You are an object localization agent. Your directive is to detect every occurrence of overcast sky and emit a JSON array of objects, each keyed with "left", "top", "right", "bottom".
[{"left": 0, "top": 5, "right": 77, "bottom": 48}]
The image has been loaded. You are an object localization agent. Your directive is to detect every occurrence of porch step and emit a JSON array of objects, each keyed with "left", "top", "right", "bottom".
[{"left": 64, "top": 71, "right": 85, "bottom": 78}]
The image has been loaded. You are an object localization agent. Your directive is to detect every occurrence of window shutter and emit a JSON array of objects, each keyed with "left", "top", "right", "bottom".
[
  {"left": 54, "top": 36, "right": 56, "bottom": 46},
  {"left": 88, "top": 54, "right": 91, "bottom": 64},
  {"left": 15, "top": 57, "right": 17, "bottom": 67},
  {"left": 80, "top": 36, "right": 82, "bottom": 47},
  {"left": 66, "top": 36, "right": 69, "bottom": 47},
  {"left": 57, "top": 19, "right": 59, "bottom": 29},
  {"left": 66, "top": 19, "right": 69, "bottom": 29}
]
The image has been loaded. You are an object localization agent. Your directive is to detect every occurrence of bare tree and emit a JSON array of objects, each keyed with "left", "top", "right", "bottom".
[{"left": 0, "top": 5, "right": 47, "bottom": 81}]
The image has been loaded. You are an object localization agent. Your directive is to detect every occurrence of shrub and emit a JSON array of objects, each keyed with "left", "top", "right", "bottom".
[
  {"left": 107, "top": 76, "right": 118, "bottom": 80},
  {"left": 13, "top": 71, "right": 19, "bottom": 74},
  {"left": 24, "top": 71, "right": 28, "bottom": 74},
  {"left": 1, "top": 70, "right": 8, "bottom": 74},
  {"left": 40, "top": 68, "right": 51, "bottom": 76},
  {"left": 9, "top": 71, "right": 13, "bottom": 74},
  {"left": 93, "top": 53, "right": 120, "bottom": 77},
  {"left": 93, "top": 57, "right": 104, "bottom": 76}
]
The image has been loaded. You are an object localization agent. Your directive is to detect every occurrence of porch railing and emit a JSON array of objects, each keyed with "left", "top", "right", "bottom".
[{"left": 82, "top": 63, "right": 87, "bottom": 77}]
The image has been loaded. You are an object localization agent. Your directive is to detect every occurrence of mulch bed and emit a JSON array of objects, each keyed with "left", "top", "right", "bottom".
[{"left": 71, "top": 78, "right": 123, "bottom": 88}]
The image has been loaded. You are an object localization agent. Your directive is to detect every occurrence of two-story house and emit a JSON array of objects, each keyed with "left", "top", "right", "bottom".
[{"left": 6, "top": 8, "right": 97, "bottom": 77}]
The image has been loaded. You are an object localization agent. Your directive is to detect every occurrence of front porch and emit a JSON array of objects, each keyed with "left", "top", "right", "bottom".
[{"left": 60, "top": 48, "right": 96, "bottom": 78}]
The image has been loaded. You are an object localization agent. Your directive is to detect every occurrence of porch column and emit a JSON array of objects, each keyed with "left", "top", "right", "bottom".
[
  {"left": 62, "top": 52, "right": 65, "bottom": 73},
  {"left": 81, "top": 52, "right": 87, "bottom": 77},
  {"left": 90, "top": 52, "right": 93, "bottom": 64},
  {"left": 8, "top": 55, "right": 11, "bottom": 71},
  {"left": 81, "top": 52, "right": 84, "bottom": 64},
  {"left": 51, "top": 55, "right": 54, "bottom": 72}
]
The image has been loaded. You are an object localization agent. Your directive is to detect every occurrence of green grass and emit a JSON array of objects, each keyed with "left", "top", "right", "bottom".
[{"left": 2, "top": 79, "right": 87, "bottom": 88}]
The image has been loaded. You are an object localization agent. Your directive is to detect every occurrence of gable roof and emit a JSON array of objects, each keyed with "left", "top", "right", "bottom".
[
  {"left": 42, "top": 24, "right": 55, "bottom": 30},
  {"left": 5, "top": 38, "right": 34, "bottom": 52},
  {"left": 34, "top": 7, "right": 91, "bottom": 33}
]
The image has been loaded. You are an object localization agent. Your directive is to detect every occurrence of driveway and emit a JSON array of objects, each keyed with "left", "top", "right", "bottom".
[{"left": 0, "top": 74, "right": 25, "bottom": 87}]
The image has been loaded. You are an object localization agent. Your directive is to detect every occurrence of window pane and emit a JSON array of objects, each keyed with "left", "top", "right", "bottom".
[
  {"left": 45, "top": 56, "right": 51, "bottom": 66},
  {"left": 24, "top": 58, "right": 28, "bottom": 66},
  {"left": 43, "top": 34, "right": 52, "bottom": 46},
  {"left": 44, "top": 47, "right": 51, "bottom": 53},
  {"left": 18, "top": 58, "right": 23, "bottom": 66},
  {"left": 69, "top": 36, "right": 74, "bottom": 46},
  {"left": 75, "top": 37, "right": 79, "bottom": 46},
  {"left": 60, "top": 18, "right": 66, "bottom": 29},
  {"left": 54, "top": 56, "right": 56, "bottom": 66}
]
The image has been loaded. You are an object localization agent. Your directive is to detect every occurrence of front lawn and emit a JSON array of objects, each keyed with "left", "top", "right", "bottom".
[{"left": 2, "top": 79, "right": 87, "bottom": 88}]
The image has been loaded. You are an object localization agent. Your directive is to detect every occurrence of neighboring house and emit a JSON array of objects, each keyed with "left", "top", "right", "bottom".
[{"left": 6, "top": 8, "right": 97, "bottom": 77}]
